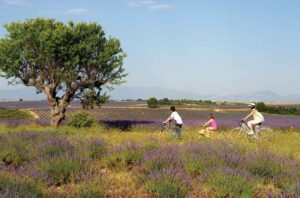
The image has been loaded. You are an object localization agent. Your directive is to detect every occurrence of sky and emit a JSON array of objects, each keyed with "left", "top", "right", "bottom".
[{"left": 0, "top": 0, "right": 300, "bottom": 97}]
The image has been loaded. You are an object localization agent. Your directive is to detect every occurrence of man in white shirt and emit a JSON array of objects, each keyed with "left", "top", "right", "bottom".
[{"left": 163, "top": 106, "right": 183, "bottom": 139}]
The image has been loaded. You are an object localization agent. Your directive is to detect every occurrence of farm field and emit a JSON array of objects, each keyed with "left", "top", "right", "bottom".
[
  {"left": 0, "top": 101, "right": 300, "bottom": 197},
  {"left": 1, "top": 100, "right": 300, "bottom": 128},
  {"left": 0, "top": 124, "right": 299, "bottom": 197}
]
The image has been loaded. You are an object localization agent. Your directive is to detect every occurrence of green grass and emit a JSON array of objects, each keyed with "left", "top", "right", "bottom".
[{"left": 0, "top": 107, "right": 33, "bottom": 119}]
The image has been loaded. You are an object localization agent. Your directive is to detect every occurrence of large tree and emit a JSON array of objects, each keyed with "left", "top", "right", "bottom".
[{"left": 0, "top": 18, "right": 127, "bottom": 126}]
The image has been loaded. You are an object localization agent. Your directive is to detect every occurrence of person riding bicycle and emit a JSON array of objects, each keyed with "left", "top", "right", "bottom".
[
  {"left": 199, "top": 114, "right": 217, "bottom": 137},
  {"left": 241, "top": 103, "right": 264, "bottom": 135},
  {"left": 163, "top": 106, "right": 183, "bottom": 139}
]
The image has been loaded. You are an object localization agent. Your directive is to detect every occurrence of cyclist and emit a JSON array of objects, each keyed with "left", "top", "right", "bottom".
[
  {"left": 241, "top": 103, "right": 264, "bottom": 135},
  {"left": 163, "top": 106, "right": 183, "bottom": 139},
  {"left": 199, "top": 114, "right": 217, "bottom": 137}
]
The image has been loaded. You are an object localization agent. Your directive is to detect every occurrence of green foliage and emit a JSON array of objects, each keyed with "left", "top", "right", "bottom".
[
  {"left": 43, "top": 158, "right": 82, "bottom": 185},
  {"left": 147, "top": 97, "right": 158, "bottom": 108},
  {"left": 81, "top": 91, "right": 110, "bottom": 109},
  {"left": 144, "top": 175, "right": 188, "bottom": 198},
  {"left": 69, "top": 112, "right": 95, "bottom": 128},
  {"left": 207, "top": 170, "right": 254, "bottom": 197},
  {"left": 105, "top": 149, "right": 144, "bottom": 171},
  {"left": 183, "top": 159, "right": 205, "bottom": 174},
  {"left": 256, "top": 102, "right": 300, "bottom": 116},
  {"left": 89, "top": 141, "right": 107, "bottom": 160},
  {"left": 0, "top": 172, "right": 44, "bottom": 197},
  {"left": 0, "top": 18, "right": 127, "bottom": 126},
  {"left": 0, "top": 135, "right": 32, "bottom": 167},
  {"left": 157, "top": 98, "right": 217, "bottom": 106},
  {"left": 0, "top": 148, "right": 29, "bottom": 168},
  {"left": 0, "top": 107, "right": 32, "bottom": 120},
  {"left": 77, "top": 184, "right": 105, "bottom": 198}
]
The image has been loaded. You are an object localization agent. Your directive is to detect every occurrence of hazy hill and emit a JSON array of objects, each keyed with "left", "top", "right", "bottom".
[{"left": 0, "top": 86, "right": 299, "bottom": 102}]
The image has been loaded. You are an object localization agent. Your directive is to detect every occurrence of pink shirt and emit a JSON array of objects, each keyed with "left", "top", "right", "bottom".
[{"left": 209, "top": 119, "right": 217, "bottom": 130}]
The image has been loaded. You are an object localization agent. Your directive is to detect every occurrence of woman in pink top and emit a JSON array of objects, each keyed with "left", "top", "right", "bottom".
[{"left": 199, "top": 114, "right": 217, "bottom": 137}]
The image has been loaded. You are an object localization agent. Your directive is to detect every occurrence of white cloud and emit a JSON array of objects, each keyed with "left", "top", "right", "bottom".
[
  {"left": 7, "top": 0, "right": 24, "bottom": 6},
  {"left": 66, "top": 8, "right": 88, "bottom": 14},
  {"left": 149, "top": 4, "right": 174, "bottom": 10},
  {"left": 139, "top": 0, "right": 156, "bottom": 5},
  {"left": 127, "top": 0, "right": 174, "bottom": 11}
]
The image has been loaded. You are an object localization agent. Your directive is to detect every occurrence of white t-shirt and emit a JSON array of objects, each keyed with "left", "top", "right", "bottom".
[
  {"left": 253, "top": 110, "right": 264, "bottom": 122},
  {"left": 170, "top": 111, "right": 183, "bottom": 125}
]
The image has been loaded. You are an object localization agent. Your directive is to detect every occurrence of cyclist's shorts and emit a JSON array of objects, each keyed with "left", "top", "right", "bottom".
[{"left": 248, "top": 119, "right": 264, "bottom": 126}]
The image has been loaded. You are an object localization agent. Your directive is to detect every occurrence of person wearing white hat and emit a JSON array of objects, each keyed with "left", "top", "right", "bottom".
[{"left": 241, "top": 103, "right": 265, "bottom": 135}]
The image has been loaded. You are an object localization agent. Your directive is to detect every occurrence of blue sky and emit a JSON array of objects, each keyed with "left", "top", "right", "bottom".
[{"left": 0, "top": 0, "right": 300, "bottom": 96}]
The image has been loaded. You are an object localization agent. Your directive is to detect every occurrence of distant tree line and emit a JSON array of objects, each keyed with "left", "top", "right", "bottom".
[
  {"left": 256, "top": 102, "right": 300, "bottom": 116},
  {"left": 146, "top": 98, "right": 217, "bottom": 108}
]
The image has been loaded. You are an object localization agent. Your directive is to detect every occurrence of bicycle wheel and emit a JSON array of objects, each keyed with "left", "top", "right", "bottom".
[
  {"left": 258, "top": 129, "right": 275, "bottom": 142},
  {"left": 225, "top": 127, "right": 239, "bottom": 139}
]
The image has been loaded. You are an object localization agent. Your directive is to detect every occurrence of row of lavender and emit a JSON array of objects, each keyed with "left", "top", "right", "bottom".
[
  {"left": 1, "top": 117, "right": 300, "bottom": 128},
  {"left": 0, "top": 130, "right": 299, "bottom": 197}
]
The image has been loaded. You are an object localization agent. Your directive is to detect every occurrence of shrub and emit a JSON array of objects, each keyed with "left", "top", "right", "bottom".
[
  {"left": 38, "top": 138, "right": 74, "bottom": 158},
  {"left": 89, "top": 139, "right": 108, "bottom": 160},
  {"left": 43, "top": 158, "right": 82, "bottom": 185},
  {"left": 77, "top": 184, "right": 105, "bottom": 198},
  {"left": 0, "top": 134, "right": 34, "bottom": 167},
  {"left": 147, "top": 97, "right": 158, "bottom": 108},
  {"left": 0, "top": 172, "right": 44, "bottom": 197},
  {"left": 69, "top": 112, "right": 95, "bottom": 128},
  {"left": 207, "top": 168, "right": 254, "bottom": 197},
  {"left": 106, "top": 149, "right": 143, "bottom": 171},
  {"left": 144, "top": 171, "right": 188, "bottom": 198}
]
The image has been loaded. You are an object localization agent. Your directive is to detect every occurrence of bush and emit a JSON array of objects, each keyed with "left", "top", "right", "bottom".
[
  {"left": 38, "top": 138, "right": 74, "bottom": 158},
  {"left": 207, "top": 168, "right": 254, "bottom": 197},
  {"left": 89, "top": 139, "right": 108, "bottom": 160},
  {"left": 147, "top": 97, "right": 158, "bottom": 108},
  {"left": 69, "top": 112, "right": 95, "bottom": 128},
  {"left": 77, "top": 184, "right": 105, "bottom": 198},
  {"left": 144, "top": 173, "right": 188, "bottom": 198},
  {"left": 0, "top": 172, "right": 44, "bottom": 197},
  {"left": 0, "top": 134, "right": 34, "bottom": 167},
  {"left": 43, "top": 158, "right": 82, "bottom": 185}
]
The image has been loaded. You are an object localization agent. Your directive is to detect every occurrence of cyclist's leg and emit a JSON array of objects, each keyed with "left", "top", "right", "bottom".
[
  {"left": 205, "top": 127, "right": 215, "bottom": 137},
  {"left": 175, "top": 124, "right": 182, "bottom": 139},
  {"left": 199, "top": 129, "right": 205, "bottom": 135},
  {"left": 247, "top": 120, "right": 259, "bottom": 135}
]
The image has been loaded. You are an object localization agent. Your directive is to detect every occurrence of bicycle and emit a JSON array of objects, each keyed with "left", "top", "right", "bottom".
[
  {"left": 159, "top": 122, "right": 182, "bottom": 139},
  {"left": 229, "top": 120, "right": 274, "bottom": 142}
]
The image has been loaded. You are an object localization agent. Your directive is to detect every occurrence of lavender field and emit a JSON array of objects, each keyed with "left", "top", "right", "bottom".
[
  {"left": 0, "top": 101, "right": 300, "bottom": 197},
  {"left": 0, "top": 125, "right": 299, "bottom": 197},
  {"left": 1, "top": 101, "right": 300, "bottom": 128}
]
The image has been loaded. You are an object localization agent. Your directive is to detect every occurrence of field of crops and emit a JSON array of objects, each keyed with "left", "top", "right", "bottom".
[
  {"left": 0, "top": 124, "right": 299, "bottom": 197},
  {"left": 1, "top": 100, "right": 300, "bottom": 129},
  {"left": 0, "top": 100, "right": 300, "bottom": 197}
]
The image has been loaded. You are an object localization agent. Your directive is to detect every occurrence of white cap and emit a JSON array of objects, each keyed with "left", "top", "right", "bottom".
[{"left": 248, "top": 103, "right": 256, "bottom": 108}]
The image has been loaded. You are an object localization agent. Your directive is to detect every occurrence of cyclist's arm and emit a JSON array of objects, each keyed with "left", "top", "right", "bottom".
[
  {"left": 243, "top": 110, "right": 255, "bottom": 120},
  {"left": 163, "top": 117, "right": 170, "bottom": 123},
  {"left": 163, "top": 114, "right": 173, "bottom": 124},
  {"left": 202, "top": 120, "right": 211, "bottom": 127}
]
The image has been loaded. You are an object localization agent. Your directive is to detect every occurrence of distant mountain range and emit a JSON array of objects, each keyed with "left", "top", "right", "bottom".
[{"left": 0, "top": 86, "right": 299, "bottom": 102}]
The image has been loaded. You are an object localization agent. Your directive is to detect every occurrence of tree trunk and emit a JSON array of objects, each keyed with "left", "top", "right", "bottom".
[
  {"left": 48, "top": 97, "right": 69, "bottom": 127},
  {"left": 44, "top": 87, "right": 73, "bottom": 127}
]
